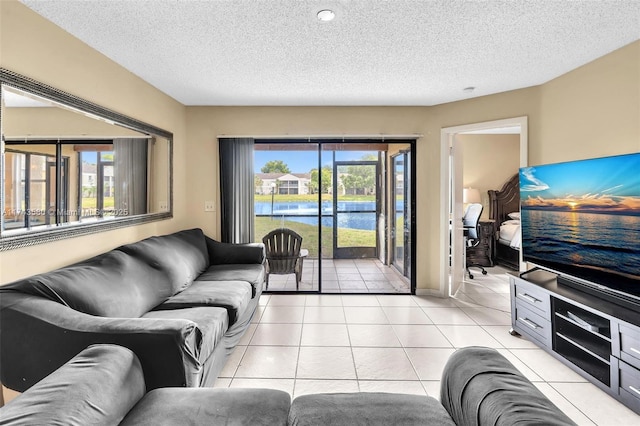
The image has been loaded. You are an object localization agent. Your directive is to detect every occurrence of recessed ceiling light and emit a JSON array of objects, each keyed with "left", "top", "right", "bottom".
[{"left": 317, "top": 9, "right": 336, "bottom": 22}]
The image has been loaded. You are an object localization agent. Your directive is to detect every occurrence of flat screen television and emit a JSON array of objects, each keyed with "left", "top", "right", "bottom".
[{"left": 519, "top": 152, "right": 640, "bottom": 310}]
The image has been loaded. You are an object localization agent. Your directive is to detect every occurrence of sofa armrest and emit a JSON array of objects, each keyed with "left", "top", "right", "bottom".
[
  {"left": 205, "top": 236, "right": 265, "bottom": 265},
  {"left": 440, "top": 346, "right": 577, "bottom": 426},
  {"left": 0, "top": 293, "right": 203, "bottom": 392},
  {"left": 0, "top": 345, "right": 145, "bottom": 425}
]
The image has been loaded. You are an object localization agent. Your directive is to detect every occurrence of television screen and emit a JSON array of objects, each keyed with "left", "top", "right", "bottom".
[{"left": 519, "top": 152, "right": 640, "bottom": 301}]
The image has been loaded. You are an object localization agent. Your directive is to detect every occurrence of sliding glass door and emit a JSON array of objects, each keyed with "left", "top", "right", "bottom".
[
  {"left": 333, "top": 161, "right": 379, "bottom": 259},
  {"left": 253, "top": 139, "right": 415, "bottom": 294},
  {"left": 391, "top": 151, "right": 412, "bottom": 279}
]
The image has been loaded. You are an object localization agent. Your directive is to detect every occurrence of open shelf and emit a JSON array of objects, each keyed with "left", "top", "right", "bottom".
[
  {"left": 552, "top": 297, "right": 612, "bottom": 386},
  {"left": 555, "top": 337, "right": 611, "bottom": 386}
]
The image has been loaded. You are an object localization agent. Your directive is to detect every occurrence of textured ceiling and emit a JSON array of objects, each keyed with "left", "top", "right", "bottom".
[{"left": 20, "top": 0, "right": 640, "bottom": 106}]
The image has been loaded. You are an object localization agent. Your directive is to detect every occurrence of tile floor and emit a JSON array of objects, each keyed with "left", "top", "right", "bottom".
[
  {"left": 216, "top": 265, "right": 639, "bottom": 425},
  {"left": 266, "top": 258, "right": 411, "bottom": 293}
]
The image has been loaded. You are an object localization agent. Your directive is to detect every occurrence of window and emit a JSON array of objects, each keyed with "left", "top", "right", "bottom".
[{"left": 3, "top": 139, "right": 149, "bottom": 231}]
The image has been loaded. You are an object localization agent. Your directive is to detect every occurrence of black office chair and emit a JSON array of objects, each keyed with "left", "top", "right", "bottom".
[{"left": 462, "top": 203, "right": 487, "bottom": 279}]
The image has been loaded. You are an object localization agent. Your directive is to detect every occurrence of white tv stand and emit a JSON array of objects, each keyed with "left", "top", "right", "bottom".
[{"left": 510, "top": 270, "right": 640, "bottom": 414}]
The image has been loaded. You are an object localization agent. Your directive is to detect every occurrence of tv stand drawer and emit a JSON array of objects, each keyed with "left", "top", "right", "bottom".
[
  {"left": 619, "top": 360, "right": 640, "bottom": 413},
  {"left": 514, "top": 280, "right": 550, "bottom": 317},
  {"left": 515, "top": 302, "right": 551, "bottom": 347},
  {"left": 620, "top": 324, "right": 640, "bottom": 370}
]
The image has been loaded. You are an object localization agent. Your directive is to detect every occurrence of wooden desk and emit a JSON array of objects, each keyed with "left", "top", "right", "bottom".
[{"left": 466, "top": 220, "right": 495, "bottom": 267}]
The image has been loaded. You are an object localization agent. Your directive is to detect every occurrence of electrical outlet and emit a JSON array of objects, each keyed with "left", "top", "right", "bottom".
[
  {"left": 159, "top": 201, "right": 169, "bottom": 212},
  {"left": 204, "top": 201, "right": 216, "bottom": 212}
]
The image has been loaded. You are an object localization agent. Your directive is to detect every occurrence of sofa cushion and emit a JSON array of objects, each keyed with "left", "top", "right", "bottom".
[
  {"left": 120, "top": 388, "right": 290, "bottom": 426},
  {"left": 206, "top": 238, "right": 265, "bottom": 265},
  {"left": 288, "top": 392, "right": 455, "bottom": 426},
  {"left": 0, "top": 344, "right": 145, "bottom": 426},
  {"left": 441, "top": 346, "right": 577, "bottom": 426},
  {"left": 197, "top": 264, "right": 264, "bottom": 298},
  {"left": 142, "top": 307, "right": 228, "bottom": 364},
  {"left": 154, "top": 280, "right": 252, "bottom": 326},
  {"left": 0, "top": 250, "right": 173, "bottom": 318},
  {"left": 117, "top": 228, "right": 209, "bottom": 294}
]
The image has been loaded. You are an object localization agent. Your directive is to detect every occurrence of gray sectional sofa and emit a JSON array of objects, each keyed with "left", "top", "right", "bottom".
[
  {"left": 0, "top": 344, "right": 577, "bottom": 425},
  {"left": 0, "top": 228, "right": 265, "bottom": 392}
]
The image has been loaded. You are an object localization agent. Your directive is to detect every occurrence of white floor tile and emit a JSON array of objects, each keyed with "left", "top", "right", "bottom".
[
  {"left": 509, "top": 349, "right": 587, "bottom": 383},
  {"left": 348, "top": 324, "right": 401, "bottom": 347},
  {"left": 234, "top": 346, "right": 299, "bottom": 379},
  {"left": 404, "top": 348, "right": 456, "bottom": 381},
  {"left": 300, "top": 324, "right": 351, "bottom": 347},
  {"left": 260, "top": 306, "right": 305, "bottom": 323},
  {"left": 341, "top": 295, "right": 381, "bottom": 306},
  {"left": 303, "top": 306, "right": 346, "bottom": 323},
  {"left": 352, "top": 347, "right": 418, "bottom": 380},
  {"left": 305, "top": 295, "right": 343, "bottom": 306},
  {"left": 376, "top": 295, "right": 418, "bottom": 307},
  {"left": 381, "top": 306, "right": 433, "bottom": 324},
  {"left": 423, "top": 308, "right": 476, "bottom": 325},
  {"left": 392, "top": 324, "right": 453, "bottom": 348},
  {"left": 296, "top": 346, "right": 357, "bottom": 380},
  {"left": 459, "top": 307, "right": 511, "bottom": 325},
  {"left": 268, "top": 294, "right": 307, "bottom": 306},
  {"left": 249, "top": 323, "right": 302, "bottom": 346},
  {"left": 344, "top": 306, "right": 390, "bottom": 324},
  {"left": 551, "top": 382, "right": 639, "bottom": 426}
]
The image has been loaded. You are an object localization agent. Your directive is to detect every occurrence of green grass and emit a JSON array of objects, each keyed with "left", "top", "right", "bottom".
[
  {"left": 255, "top": 216, "right": 375, "bottom": 258},
  {"left": 81, "top": 197, "right": 115, "bottom": 209}
]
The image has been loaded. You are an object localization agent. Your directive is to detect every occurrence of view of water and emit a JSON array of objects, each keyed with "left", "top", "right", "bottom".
[
  {"left": 521, "top": 209, "right": 640, "bottom": 279},
  {"left": 255, "top": 201, "right": 401, "bottom": 231}
]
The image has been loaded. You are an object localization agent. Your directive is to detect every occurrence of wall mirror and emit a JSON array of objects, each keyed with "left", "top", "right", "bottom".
[{"left": 0, "top": 69, "right": 173, "bottom": 251}]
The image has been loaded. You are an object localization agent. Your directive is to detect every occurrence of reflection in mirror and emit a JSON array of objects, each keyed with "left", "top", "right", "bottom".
[{"left": 0, "top": 70, "right": 172, "bottom": 249}]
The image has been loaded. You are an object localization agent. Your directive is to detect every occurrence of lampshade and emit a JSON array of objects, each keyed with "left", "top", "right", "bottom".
[{"left": 463, "top": 187, "right": 481, "bottom": 204}]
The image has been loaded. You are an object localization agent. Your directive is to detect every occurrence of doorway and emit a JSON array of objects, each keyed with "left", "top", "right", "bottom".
[
  {"left": 254, "top": 139, "right": 415, "bottom": 294},
  {"left": 440, "top": 117, "right": 528, "bottom": 297},
  {"left": 333, "top": 160, "right": 379, "bottom": 259}
]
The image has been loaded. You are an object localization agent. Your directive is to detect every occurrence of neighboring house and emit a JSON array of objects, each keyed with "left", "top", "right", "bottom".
[
  {"left": 82, "top": 161, "right": 114, "bottom": 197},
  {"left": 255, "top": 173, "right": 311, "bottom": 195}
]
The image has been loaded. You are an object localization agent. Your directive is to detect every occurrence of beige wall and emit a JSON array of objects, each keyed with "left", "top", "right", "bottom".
[
  {"left": 459, "top": 134, "right": 520, "bottom": 219},
  {"left": 536, "top": 41, "right": 640, "bottom": 164},
  {"left": 1, "top": 0, "right": 638, "bottom": 292},
  {"left": 0, "top": 1, "right": 187, "bottom": 283}
]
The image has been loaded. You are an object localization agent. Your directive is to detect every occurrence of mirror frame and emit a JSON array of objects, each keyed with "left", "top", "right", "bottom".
[{"left": 0, "top": 68, "right": 173, "bottom": 251}]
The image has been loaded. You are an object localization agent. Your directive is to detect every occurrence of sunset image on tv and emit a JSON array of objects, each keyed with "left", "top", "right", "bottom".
[{"left": 519, "top": 152, "right": 640, "bottom": 291}]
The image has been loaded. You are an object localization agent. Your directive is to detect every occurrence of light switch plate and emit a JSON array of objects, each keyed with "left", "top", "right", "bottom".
[{"left": 204, "top": 201, "right": 215, "bottom": 212}]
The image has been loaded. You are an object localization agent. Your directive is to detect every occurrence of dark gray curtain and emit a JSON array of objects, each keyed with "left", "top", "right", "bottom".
[
  {"left": 114, "top": 138, "right": 148, "bottom": 216},
  {"left": 219, "top": 138, "right": 254, "bottom": 243}
]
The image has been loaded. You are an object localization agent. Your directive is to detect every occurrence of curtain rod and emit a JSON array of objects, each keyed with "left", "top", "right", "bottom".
[
  {"left": 216, "top": 134, "right": 422, "bottom": 140},
  {"left": 4, "top": 135, "right": 152, "bottom": 141}
]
